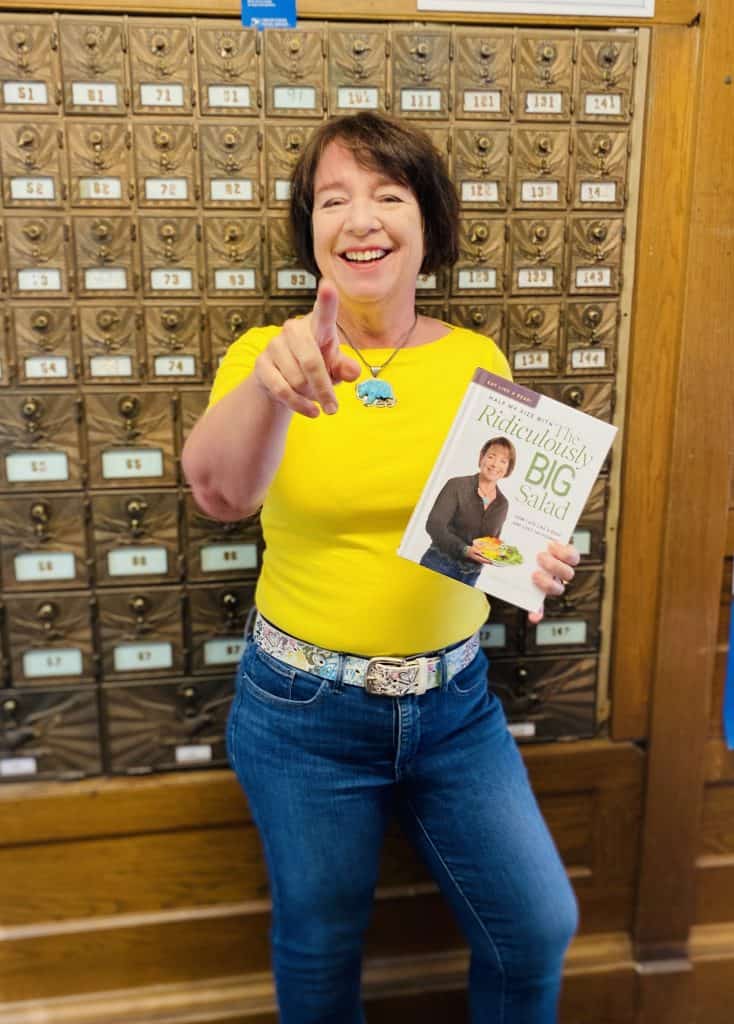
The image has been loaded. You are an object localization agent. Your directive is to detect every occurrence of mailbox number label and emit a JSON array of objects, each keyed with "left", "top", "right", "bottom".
[
  {"left": 10, "top": 176, "right": 55, "bottom": 200},
  {"left": 535, "top": 619, "right": 588, "bottom": 646},
  {"left": 23, "top": 648, "right": 83, "bottom": 678},
  {"left": 6, "top": 451, "right": 69, "bottom": 482},
  {"left": 102, "top": 448, "right": 164, "bottom": 480},
  {"left": 72, "top": 82, "right": 118, "bottom": 106},
  {"left": 140, "top": 83, "right": 185, "bottom": 107},
  {"left": 113, "top": 642, "right": 174, "bottom": 671},
  {"left": 3, "top": 81, "right": 48, "bottom": 104},
  {"left": 14, "top": 551, "right": 76, "bottom": 582},
  {"left": 201, "top": 543, "right": 258, "bottom": 573},
  {"left": 107, "top": 546, "right": 169, "bottom": 577},
  {"left": 204, "top": 638, "right": 245, "bottom": 665},
  {"left": 25, "top": 356, "right": 69, "bottom": 379}
]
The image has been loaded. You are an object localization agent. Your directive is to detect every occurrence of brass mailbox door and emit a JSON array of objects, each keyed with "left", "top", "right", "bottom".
[
  {"left": 264, "top": 26, "right": 324, "bottom": 119},
  {"left": 448, "top": 302, "right": 505, "bottom": 350},
  {"left": 5, "top": 592, "right": 95, "bottom": 687},
  {"left": 452, "top": 216, "right": 506, "bottom": 297},
  {"left": 188, "top": 581, "right": 256, "bottom": 675},
  {"left": 96, "top": 585, "right": 184, "bottom": 680},
  {"left": 204, "top": 216, "right": 263, "bottom": 297},
  {"left": 66, "top": 120, "right": 132, "bottom": 207},
  {"left": 0, "top": 392, "right": 82, "bottom": 491},
  {"left": 479, "top": 597, "right": 524, "bottom": 658},
  {"left": 513, "top": 127, "right": 571, "bottom": 210},
  {"left": 0, "top": 315, "right": 8, "bottom": 387},
  {"left": 576, "top": 32, "right": 636, "bottom": 124},
  {"left": 573, "top": 128, "right": 629, "bottom": 212},
  {"left": 90, "top": 490, "right": 180, "bottom": 586},
  {"left": 207, "top": 304, "right": 264, "bottom": 369},
  {"left": 390, "top": 26, "right": 450, "bottom": 120},
  {"left": 265, "top": 302, "right": 314, "bottom": 326},
  {"left": 196, "top": 20, "right": 258, "bottom": 117},
  {"left": 327, "top": 24, "right": 387, "bottom": 114},
  {"left": 573, "top": 476, "right": 608, "bottom": 565},
  {"left": 143, "top": 303, "right": 205, "bottom": 382},
  {"left": 568, "top": 215, "right": 624, "bottom": 295},
  {"left": 184, "top": 491, "right": 261, "bottom": 582},
  {"left": 134, "top": 121, "right": 198, "bottom": 208},
  {"left": 200, "top": 123, "right": 261, "bottom": 209},
  {"left": 0, "top": 120, "right": 63, "bottom": 208},
  {"left": 12, "top": 305, "right": 76, "bottom": 387},
  {"left": 490, "top": 654, "right": 598, "bottom": 742},
  {"left": 532, "top": 379, "right": 615, "bottom": 424},
  {"left": 564, "top": 299, "right": 618, "bottom": 376},
  {"left": 72, "top": 214, "right": 136, "bottom": 297},
  {"left": 0, "top": 16, "right": 59, "bottom": 115},
  {"left": 510, "top": 216, "right": 565, "bottom": 296},
  {"left": 58, "top": 16, "right": 127, "bottom": 116},
  {"left": 1, "top": 688, "right": 102, "bottom": 781},
  {"left": 78, "top": 303, "right": 141, "bottom": 383},
  {"left": 1, "top": 494, "right": 88, "bottom": 592},
  {"left": 508, "top": 301, "right": 562, "bottom": 378},
  {"left": 526, "top": 567, "right": 603, "bottom": 655},
  {"left": 453, "top": 28, "right": 512, "bottom": 122},
  {"left": 84, "top": 390, "right": 176, "bottom": 489},
  {"left": 515, "top": 31, "right": 574, "bottom": 122},
  {"left": 265, "top": 123, "right": 316, "bottom": 209},
  {"left": 178, "top": 389, "right": 209, "bottom": 456},
  {"left": 453, "top": 127, "right": 510, "bottom": 212},
  {"left": 128, "top": 19, "right": 194, "bottom": 116},
  {"left": 5, "top": 215, "right": 69, "bottom": 297},
  {"left": 268, "top": 216, "right": 317, "bottom": 298},
  {"left": 139, "top": 215, "right": 201, "bottom": 298}
]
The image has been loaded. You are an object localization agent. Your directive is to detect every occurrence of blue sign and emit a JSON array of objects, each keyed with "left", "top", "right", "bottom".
[
  {"left": 724, "top": 602, "right": 734, "bottom": 749},
  {"left": 242, "top": 0, "right": 297, "bottom": 29}
]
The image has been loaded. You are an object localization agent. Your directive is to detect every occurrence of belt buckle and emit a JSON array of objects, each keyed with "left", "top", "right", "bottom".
[{"left": 364, "top": 656, "right": 430, "bottom": 697}]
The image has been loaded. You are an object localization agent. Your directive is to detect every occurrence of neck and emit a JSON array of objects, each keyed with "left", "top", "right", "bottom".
[
  {"left": 336, "top": 298, "right": 418, "bottom": 348},
  {"left": 478, "top": 480, "right": 497, "bottom": 499}
]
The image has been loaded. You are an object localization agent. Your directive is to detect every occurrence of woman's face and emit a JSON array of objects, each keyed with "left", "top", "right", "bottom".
[
  {"left": 479, "top": 444, "right": 511, "bottom": 483},
  {"left": 311, "top": 141, "right": 425, "bottom": 309}
]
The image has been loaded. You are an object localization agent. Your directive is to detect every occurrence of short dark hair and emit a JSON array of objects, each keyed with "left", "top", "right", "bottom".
[
  {"left": 480, "top": 436, "right": 517, "bottom": 477},
  {"left": 289, "top": 112, "right": 459, "bottom": 279}
]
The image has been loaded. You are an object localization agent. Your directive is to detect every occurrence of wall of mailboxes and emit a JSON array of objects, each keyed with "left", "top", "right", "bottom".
[{"left": 0, "top": 13, "right": 642, "bottom": 782}]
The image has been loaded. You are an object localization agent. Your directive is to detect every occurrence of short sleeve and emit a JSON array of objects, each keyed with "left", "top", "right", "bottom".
[{"left": 207, "top": 325, "right": 280, "bottom": 408}]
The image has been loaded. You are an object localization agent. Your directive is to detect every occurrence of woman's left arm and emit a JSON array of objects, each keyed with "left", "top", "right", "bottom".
[{"left": 528, "top": 540, "right": 580, "bottom": 624}]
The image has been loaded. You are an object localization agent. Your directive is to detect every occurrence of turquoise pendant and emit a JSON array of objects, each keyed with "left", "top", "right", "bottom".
[{"left": 356, "top": 378, "right": 397, "bottom": 408}]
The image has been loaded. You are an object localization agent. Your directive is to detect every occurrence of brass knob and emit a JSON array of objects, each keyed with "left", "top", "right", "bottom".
[
  {"left": 470, "top": 223, "right": 489, "bottom": 244},
  {"left": 162, "top": 311, "right": 180, "bottom": 330},
  {"left": 598, "top": 43, "right": 619, "bottom": 69},
  {"left": 222, "top": 129, "right": 238, "bottom": 149},
  {"left": 531, "top": 223, "right": 549, "bottom": 244},
  {"left": 2, "top": 699, "right": 19, "bottom": 715},
  {"left": 471, "top": 309, "right": 486, "bottom": 326},
  {"left": 583, "top": 304, "right": 603, "bottom": 329},
  {"left": 219, "top": 36, "right": 235, "bottom": 57},
  {"left": 285, "top": 132, "right": 302, "bottom": 153},
  {"left": 479, "top": 42, "right": 492, "bottom": 59},
  {"left": 538, "top": 42, "right": 557, "bottom": 64},
  {"left": 220, "top": 591, "right": 240, "bottom": 613},
  {"left": 288, "top": 37, "right": 301, "bottom": 54},
  {"left": 93, "top": 220, "right": 111, "bottom": 241},
  {"left": 84, "top": 30, "right": 98, "bottom": 49},
  {"left": 525, "top": 307, "right": 545, "bottom": 328},
  {"left": 160, "top": 222, "right": 177, "bottom": 241},
  {"left": 515, "top": 666, "right": 529, "bottom": 682},
  {"left": 30, "top": 500, "right": 50, "bottom": 524},
  {"left": 589, "top": 222, "right": 608, "bottom": 243},
  {"left": 593, "top": 135, "right": 612, "bottom": 157},
  {"left": 88, "top": 128, "right": 104, "bottom": 148},
  {"left": 13, "top": 31, "right": 28, "bottom": 50},
  {"left": 21, "top": 397, "right": 41, "bottom": 419},
  {"left": 224, "top": 223, "right": 241, "bottom": 243},
  {"left": 18, "top": 129, "right": 36, "bottom": 149},
  {"left": 97, "top": 309, "right": 117, "bottom": 330},
  {"left": 23, "top": 222, "right": 43, "bottom": 241},
  {"left": 126, "top": 498, "right": 147, "bottom": 518},
  {"left": 228, "top": 312, "right": 244, "bottom": 330},
  {"left": 37, "top": 601, "right": 57, "bottom": 625},
  {"left": 118, "top": 395, "right": 139, "bottom": 419},
  {"left": 565, "top": 386, "right": 584, "bottom": 407},
  {"left": 32, "top": 312, "right": 50, "bottom": 331},
  {"left": 476, "top": 135, "right": 492, "bottom": 153},
  {"left": 415, "top": 41, "right": 429, "bottom": 59},
  {"left": 352, "top": 39, "right": 367, "bottom": 56},
  {"left": 151, "top": 33, "right": 168, "bottom": 55},
  {"left": 154, "top": 128, "right": 172, "bottom": 149},
  {"left": 536, "top": 135, "right": 552, "bottom": 155},
  {"left": 129, "top": 595, "right": 149, "bottom": 616}
]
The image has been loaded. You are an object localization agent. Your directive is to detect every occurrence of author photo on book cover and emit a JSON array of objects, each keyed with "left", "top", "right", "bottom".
[
  {"left": 183, "top": 111, "right": 580, "bottom": 1023},
  {"left": 420, "top": 435, "right": 517, "bottom": 586}
]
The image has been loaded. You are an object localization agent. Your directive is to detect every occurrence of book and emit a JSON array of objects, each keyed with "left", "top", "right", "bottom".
[{"left": 398, "top": 369, "right": 617, "bottom": 612}]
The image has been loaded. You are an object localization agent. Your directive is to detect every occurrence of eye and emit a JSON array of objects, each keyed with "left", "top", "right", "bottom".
[
  {"left": 379, "top": 194, "right": 403, "bottom": 203},
  {"left": 320, "top": 197, "right": 345, "bottom": 208}
]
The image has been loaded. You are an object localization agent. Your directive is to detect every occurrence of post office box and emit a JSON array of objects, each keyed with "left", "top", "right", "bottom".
[
  {"left": 453, "top": 28, "right": 512, "bottom": 121},
  {"left": 564, "top": 300, "right": 619, "bottom": 376},
  {"left": 184, "top": 491, "right": 261, "bottom": 582},
  {"left": 264, "top": 26, "right": 325, "bottom": 118},
  {"left": 90, "top": 490, "right": 180, "bottom": 587},
  {"left": 12, "top": 305, "right": 75, "bottom": 387},
  {"left": 196, "top": 21, "right": 258, "bottom": 117},
  {"left": 526, "top": 568, "right": 603, "bottom": 655},
  {"left": 421, "top": 126, "right": 451, "bottom": 164},
  {"left": 267, "top": 217, "right": 317, "bottom": 298},
  {"left": 200, "top": 123, "right": 261, "bottom": 208},
  {"left": 509, "top": 217, "right": 565, "bottom": 296},
  {"left": 66, "top": 120, "right": 131, "bottom": 207},
  {"left": 515, "top": 31, "right": 574, "bottom": 122},
  {"left": 187, "top": 581, "right": 256, "bottom": 675},
  {"left": 513, "top": 128, "right": 571, "bottom": 210},
  {"left": 128, "top": 19, "right": 194, "bottom": 115},
  {"left": 531, "top": 379, "right": 615, "bottom": 424},
  {"left": 480, "top": 597, "right": 524, "bottom": 657},
  {"left": 0, "top": 16, "right": 59, "bottom": 114},
  {"left": 143, "top": 303, "right": 205, "bottom": 382},
  {"left": 453, "top": 127, "right": 510, "bottom": 211},
  {"left": 178, "top": 388, "right": 209, "bottom": 454},
  {"left": 448, "top": 302, "right": 505, "bottom": 351},
  {"left": 576, "top": 32, "right": 636, "bottom": 123},
  {"left": 264, "top": 123, "right": 317, "bottom": 208},
  {"left": 489, "top": 655, "right": 598, "bottom": 742},
  {"left": 415, "top": 301, "right": 449, "bottom": 326},
  {"left": 0, "top": 314, "right": 9, "bottom": 386},
  {"left": 204, "top": 216, "right": 263, "bottom": 297},
  {"left": 452, "top": 217, "right": 505, "bottom": 297},
  {"left": 572, "top": 476, "right": 608, "bottom": 564},
  {"left": 0, "top": 120, "right": 63, "bottom": 207},
  {"left": 134, "top": 121, "right": 198, "bottom": 207},
  {"left": 207, "top": 304, "right": 264, "bottom": 369},
  {"left": 58, "top": 15, "right": 127, "bottom": 115},
  {"left": 96, "top": 585, "right": 184, "bottom": 680},
  {"left": 5, "top": 215, "right": 70, "bottom": 297},
  {"left": 4, "top": 591, "right": 95, "bottom": 687},
  {"left": 568, "top": 216, "right": 624, "bottom": 295},
  {"left": 102, "top": 675, "right": 234, "bottom": 774},
  {"left": 572, "top": 128, "right": 629, "bottom": 211},
  {"left": 507, "top": 301, "right": 562, "bottom": 378},
  {"left": 327, "top": 24, "right": 387, "bottom": 114},
  {"left": 0, "top": 494, "right": 89, "bottom": 592},
  {"left": 72, "top": 215, "right": 136, "bottom": 297},
  {"left": 1, "top": 688, "right": 102, "bottom": 782},
  {"left": 84, "top": 390, "right": 177, "bottom": 488},
  {"left": 78, "top": 303, "right": 142, "bottom": 383},
  {"left": 390, "top": 26, "right": 450, "bottom": 120},
  {"left": 265, "top": 302, "right": 313, "bottom": 327},
  {"left": 139, "top": 215, "right": 201, "bottom": 298},
  {"left": 0, "top": 392, "right": 82, "bottom": 491},
  {"left": 415, "top": 269, "right": 449, "bottom": 300}
]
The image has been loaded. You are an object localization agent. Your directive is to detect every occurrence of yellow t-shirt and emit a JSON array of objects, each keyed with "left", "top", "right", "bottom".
[{"left": 208, "top": 323, "right": 511, "bottom": 656}]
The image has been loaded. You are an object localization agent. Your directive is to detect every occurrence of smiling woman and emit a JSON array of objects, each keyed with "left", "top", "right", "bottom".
[{"left": 181, "top": 111, "right": 581, "bottom": 1024}]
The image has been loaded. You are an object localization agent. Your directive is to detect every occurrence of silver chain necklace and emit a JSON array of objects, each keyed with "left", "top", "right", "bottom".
[{"left": 337, "top": 313, "right": 418, "bottom": 408}]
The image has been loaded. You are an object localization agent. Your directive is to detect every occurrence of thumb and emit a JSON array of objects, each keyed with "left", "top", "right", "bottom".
[{"left": 310, "top": 278, "right": 339, "bottom": 350}]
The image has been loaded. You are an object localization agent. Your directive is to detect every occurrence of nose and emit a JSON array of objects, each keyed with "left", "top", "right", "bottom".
[{"left": 344, "top": 197, "right": 381, "bottom": 236}]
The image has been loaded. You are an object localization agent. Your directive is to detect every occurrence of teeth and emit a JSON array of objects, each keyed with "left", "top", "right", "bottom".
[{"left": 343, "top": 249, "right": 387, "bottom": 262}]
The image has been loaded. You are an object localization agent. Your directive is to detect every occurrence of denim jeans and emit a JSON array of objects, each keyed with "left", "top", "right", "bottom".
[
  {"left": 226, "top": 640, "right": 578, "bottom": 1024},
  {"left": 420, "top": 543, "right": 482, "bottom": 587}
]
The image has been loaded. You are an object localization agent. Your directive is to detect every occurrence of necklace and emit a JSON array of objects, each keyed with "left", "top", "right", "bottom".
[{"left": 337, "top": 313, "right": 418, "bottom": 408}]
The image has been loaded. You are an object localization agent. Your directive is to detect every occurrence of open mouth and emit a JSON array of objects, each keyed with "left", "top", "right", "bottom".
[{"left": 339, "top": 248, "right": 391, "bottom": 265}]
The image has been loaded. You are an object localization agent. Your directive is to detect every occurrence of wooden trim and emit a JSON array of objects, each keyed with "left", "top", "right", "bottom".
[{"left": 633, "top": 0, "right": 734, "bottom": 957}]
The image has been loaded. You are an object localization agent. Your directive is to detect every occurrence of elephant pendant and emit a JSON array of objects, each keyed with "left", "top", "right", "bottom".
[{"left": 355, "top": 377, "right": 397, "bottom": 408}]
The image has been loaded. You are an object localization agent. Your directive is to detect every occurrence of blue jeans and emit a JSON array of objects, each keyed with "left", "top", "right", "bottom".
[
  {"left": 226, "top": 641, "right": 578, "bottom": 1024},
  {"left": 420, "top": 544, "right": 482, "bottom": 587}
]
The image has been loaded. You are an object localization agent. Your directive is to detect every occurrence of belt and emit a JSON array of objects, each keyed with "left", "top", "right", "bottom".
[{"left": 251, "top": 613, "right": 480, "bottom": 697}]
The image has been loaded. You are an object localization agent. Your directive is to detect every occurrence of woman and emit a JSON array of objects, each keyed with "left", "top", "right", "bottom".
[
  {"left": 183, "top": 112, "right": 579, "bottom": 1024},
  {"left": 421, "top": 435, "right": 517, "bottom": 586}
]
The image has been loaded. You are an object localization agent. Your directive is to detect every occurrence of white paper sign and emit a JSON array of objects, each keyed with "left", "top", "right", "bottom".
[
  {"left": 514, "top": 350, "right": 551, "bottom": 371},
  {"left": 145, "top": 178, "right": 188, "bottom": 201},
  {"left": 208, "top": 84, "right": 251, "bottom": 107},
  {"left": 535, "top": 619, "right": 588, "bottom": 646},
  {"left": 25, "top": 356, "right": 69, "bottom": 379},
  {"left": 463, "top": 90, "right": 501, "bottom": 113},
  {"left": 525, "top": 92, "right": 563, "bottom": 115},
  {"left": 401, "top": 89, "right": 442, "bottom": 112},
  {"left": 176, "top": 744, "right": 213, "bottom": 764},
  {"left": 90, "top": 355, "right": 133, "bottom": 377},
  {"left": 140, "top": 83, "right": 185, "bottom": 107},
  {"left": 18, "top": 269, "right": 62, "bottom": 291},
  {"left": 521, "top": 181, "right": 560, "bottom": 203},
  {"left": 274, "top": 179, "right": 291, "bottom": 201},
  {"left": 84, "top": 268, "right": 128, "bottom": 290},
  {"left": 107, "top": 546, "right": 168, "bottom": 577},
  {"left": 150, "top": 269, "right": 193, "bottom": 290},
  {"left": 1, "top": 757, "right": 38, "bottom": 777},
  {"left": 580, "top": 182, "right": 617, "bottom": 204},
  {"left": 154, "top": 355, "right": 197, "bottom": 377},
  {"left": 3, "top": 81, "right": 48, "bottom": 104},
  {"left": 276, "top": 269, "right": 316, "bottom": 290},
  {"left": 585, "top": 93, "right": 624, "bottom": 116},
  {"left": 517, "top": 268, "right": 555, "bottom": 289},
  {"left": 113, "top": 641, "right": 173, "bottom": 672},
  {"left": 210, "top": 179, "right": 253, "bottom": 202},
  {"left": 575, "top": 267, "right": 612, "bottom": 288},
  {"left": 11, "top": 176, "right": 55, "bottom": 200},
  {"left": 416, "top": 274, "right": 437, "bottom": 290},
  {"left": 273, "top": 86, "right": 316, "bottom": 109},
  {"left": 15, "top": 551, "right": 76, "bottom": 582},
  {"left": 479, "top": 624, "right": 507, "bottom": 648},
  {"left": 571, "top": 528, "right": 592, "bottom": 556},
  {"left": 79, "top": 177, "right": 123, "bottom": 201},
  {"left": 458, "top": 268, "right": 497, "bottom": 289},
  {"left": 571, "top": 347, "right": 607, "bottom": 369},
  {"left": 461, "top": 181, "right": 499, "bottom": 203},
  {"left": 214, "top": 269, "right": 256, "bottom": 290},
  {"left": 337, "top": 87, "right": 379, "bottom": 110},
  {"left": 6, "top": 451, "right": 69, "bottom": 482},
  {"left": 201, "top": 543, "right": 258, "bottom": 572},
  {"left": 204, "top": 638, "right": 245, "bottom": 665},
  {"left": 72, "top": 82, "right": 119, "bottom": 106},
  {"left": 101, "top": 448, "right": 164, "bottom": 479},
  {"left": 418, "top": 1, "right": 653, "bottom": 16},
  {"left": 23, "top": 648, "right": 83, "bottom": 678}
]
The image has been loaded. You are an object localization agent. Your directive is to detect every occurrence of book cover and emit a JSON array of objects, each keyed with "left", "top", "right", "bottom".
[{"left": 398, "top": 369, "right": 617, "bottom": 612}]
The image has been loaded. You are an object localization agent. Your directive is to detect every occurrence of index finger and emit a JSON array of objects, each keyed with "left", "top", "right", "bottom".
[{"left": 310, "top": 278, "right": 339, "bottom": 349}]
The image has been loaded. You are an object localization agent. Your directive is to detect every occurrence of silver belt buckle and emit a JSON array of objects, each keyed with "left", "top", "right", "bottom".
[{"left": 364, "top": 656, "right": 430, "bottom": 697}]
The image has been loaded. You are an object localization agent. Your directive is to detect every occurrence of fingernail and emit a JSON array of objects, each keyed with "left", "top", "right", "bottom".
[{"left": 324, "top": 401, "right": 338, "bottom": 415}]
